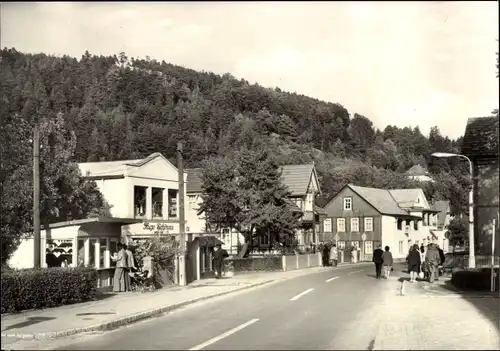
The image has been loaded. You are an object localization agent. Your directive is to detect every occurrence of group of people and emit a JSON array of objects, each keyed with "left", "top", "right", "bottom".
[
  {"left": 406, "top": 243, "right": 445, "bottom": 283},
  {"left": 372, "top": 245, "right": 394, "bottom": 279},
  {"left": 321, "top": 243, "right": 339, "bottom": 267},
  {"left": 112, "top": 243, "right": 137, "bottom": 292}
]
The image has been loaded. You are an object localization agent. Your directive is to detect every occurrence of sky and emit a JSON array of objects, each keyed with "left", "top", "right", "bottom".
[{"left": 1, "top": 1, "right": 498, "bottom": 139}]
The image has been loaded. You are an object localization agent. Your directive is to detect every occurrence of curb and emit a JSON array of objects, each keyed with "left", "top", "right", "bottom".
[{"left": 0, "top": 280, "right": 274, "bottom": 341}]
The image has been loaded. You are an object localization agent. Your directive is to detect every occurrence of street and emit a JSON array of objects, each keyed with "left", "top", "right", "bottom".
[{"left": 55, "top": 264, "right": 389, "bottom": 350}]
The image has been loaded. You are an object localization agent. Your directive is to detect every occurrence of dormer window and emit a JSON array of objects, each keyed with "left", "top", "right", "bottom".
[{"left": 343, "top": 197, "right": 352, "bottom": 211}]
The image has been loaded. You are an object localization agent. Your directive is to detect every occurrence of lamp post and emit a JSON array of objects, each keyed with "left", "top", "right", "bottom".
[{"left": 431, "top": 152, "right": 475, "bottom": 268}]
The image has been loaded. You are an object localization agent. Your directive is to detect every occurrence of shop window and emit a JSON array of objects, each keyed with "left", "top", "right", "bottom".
[
  {"left": 152, "top": 188, "right": 164, "bottom": 218},
  {"left": 99, "top": 238, "right": 108, "bottom": 269},
  {"left": 168, "top": 189, "right": 178, "bottom": 218},
  {"left": 134, "top": 186, "right": 147, "bottom": 217},
  {"left": 46, "top": 239, "right": 73, "bottom": 268},
  {"left": 77, "top": 239, "right": 85, "bottom": 267},
  {"left": 110, "top": 239, "right": 118, "bottom": 267},
  {"left": 89, "top": 238, "right": 97, "bottom": 267}
]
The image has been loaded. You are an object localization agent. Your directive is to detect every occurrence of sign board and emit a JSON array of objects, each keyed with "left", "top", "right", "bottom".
[
  {"left": 361, "top": 233, "right": 367, "bottom": 241},
  {"left": 122, "top": 222, "right": 179, "bottom": 236},
  {"left": 334, "top": 234, "right": 340, "bottom": 241}
]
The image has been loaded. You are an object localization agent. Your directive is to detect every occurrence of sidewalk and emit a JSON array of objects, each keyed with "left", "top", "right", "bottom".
[
  {"left": 1, "top": 263, "right": 368, "bottom": 344},
  {"left": 337, "top": 268, "right": 500, "bottom": 350}
]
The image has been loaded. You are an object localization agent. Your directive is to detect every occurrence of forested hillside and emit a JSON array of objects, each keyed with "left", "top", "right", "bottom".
[{"left": 0, "top": 48, "right": 471, "bottom": 216}]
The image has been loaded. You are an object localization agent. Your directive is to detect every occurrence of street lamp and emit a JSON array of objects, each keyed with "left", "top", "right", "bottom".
[{"left": 431, "top": 152, "right": 475, "bottom": 268}]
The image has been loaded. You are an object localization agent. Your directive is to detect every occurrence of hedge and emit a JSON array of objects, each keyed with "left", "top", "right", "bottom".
[
  {"left": 225, "top": 256, "right": 283, "bottom": 273},
  {"left": 451, "top": 268, "right": 499, "bottom": 292},
  {"left": 1, "top": 267, "right": 98, "bottom": 313}
]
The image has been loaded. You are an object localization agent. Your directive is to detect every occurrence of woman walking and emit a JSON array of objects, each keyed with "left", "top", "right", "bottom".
[
  {"left": 382, "top": 246, "right": 394, "bottom": 279},
  {"left": 407, "top": 244, "right": 421, "bottom": 283},
  {"left": 419, "top": 245, "right": 427, "bottom": 281},
  {"left": 112, "top": 243, "right": 129, "bottom": 292}
]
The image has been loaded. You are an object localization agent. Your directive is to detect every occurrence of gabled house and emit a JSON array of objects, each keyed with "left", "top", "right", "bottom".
[
  {"left": 462, "top": 116, "right": 499, "bottom": 256},
  {"left": 406, "top": 164, "right": 433, "bottom": 182},
  {"left": 185, "top": 164, "right": 324, "bottom": 253},
  {"left": 430, "top": 200, "right": 452, "bottom": 252},
  {"left": 79, "top": 152, "right": 187, "bottom": 241},
  {"left": 321, "top": 184, "right": 442, "bottom": 259}
]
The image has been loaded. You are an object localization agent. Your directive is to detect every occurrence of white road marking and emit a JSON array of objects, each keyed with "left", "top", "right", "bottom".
[
  {"left": 325, "top": 277, "right": 339, "bottom": 283},
  {"left": 348, "top": 269, "right": 364, "bottom": 275},
  {"left": 289, "top": 288, "right": 314, "bottom": 301},
  {"left": 188, "top": 318, "right": 259, "bottom": 350}
]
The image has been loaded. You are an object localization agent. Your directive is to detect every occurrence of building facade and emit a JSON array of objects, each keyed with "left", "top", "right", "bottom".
[
  {"left": 320, "top": 184, "right": 446, "bottom": 260},
  {"left": 185, "top": 164, "right": 324, "bottom": 253},
  {"left": 406, "top": 164, "right": 434, "bottom": 182},
  {"left": 78, "top": 152, "right": 187, "bottom": 241},
  {"left": 462, "top": 116, "right": 499, "bottom": 256}
]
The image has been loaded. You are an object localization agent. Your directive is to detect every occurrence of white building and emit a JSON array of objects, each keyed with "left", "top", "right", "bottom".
[{"left": 406, "top": 164, "right": 434, "bottom": 182}]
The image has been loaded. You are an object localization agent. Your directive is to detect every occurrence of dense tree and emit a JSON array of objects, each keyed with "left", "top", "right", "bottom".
[
  {"left": 0, "top": 113, "right": 110, "bottom": 265},
  {"left": 199, "top": 149, "right": 300, "bottom": 254}
]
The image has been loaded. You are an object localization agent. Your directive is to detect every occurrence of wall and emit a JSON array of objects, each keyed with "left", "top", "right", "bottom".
[
  {"left": 381, "top": 215, "right": 409, "bottom": 259},
  {"left": 223, "top": 253, "right": 322, "bottom": 275},
  {"left": 185, "top": 193, "right": 206, "bottom": 233},
  {"left": 474, "top": 156, "right": 499, "bottom": 256}
]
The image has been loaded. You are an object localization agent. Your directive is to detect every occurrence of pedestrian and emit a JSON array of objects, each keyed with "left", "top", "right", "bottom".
[
  {"left": 123, "top": 244, "right": 135, "bottom": 289},
  {"left": 322, "top": 243, "right": 330, "bottom": 267},
  {"left": 330, "top": 244, "right": 338, "bottom": 267},
  {"left": 382, "top": 246, "right": 394, "bottom": 279},
  {"left": 425, "top": 243, "right": 441, "bottom": 283},
  {"left": 372, "top": 244, "right": 384, "bottom": 279},
  {"left": 437, "top": 244, "right": 445, "bottom": 277},
  {"left": 407, "top": 244, "right": 421, "bottom": 283},
  {"left": 112, "top": 243, "right": 129, "bottom": 292},
  {"left": 419, "top": 245, "right": 427, "bottom": 280},
  {"left": 213, "top": 243, "right": 229, "bottom": 279}
]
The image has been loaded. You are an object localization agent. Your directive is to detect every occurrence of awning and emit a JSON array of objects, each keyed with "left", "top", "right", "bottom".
[{"left": 192, "top": 235, "right": 224, "bottom": 248}]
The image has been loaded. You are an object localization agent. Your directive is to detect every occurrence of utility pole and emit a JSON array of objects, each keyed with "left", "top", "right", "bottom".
[
  {"left": 177, "top": 142, "right": 186, "bottom": 286},
  {"left": 33, "top": 124, "right": 41, "bottom": 268}
]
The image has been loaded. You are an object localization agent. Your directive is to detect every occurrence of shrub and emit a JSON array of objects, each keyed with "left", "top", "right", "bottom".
[
  {"left": 225, "top": 256, "right": 282, "bottom": 273},
  {"left": 451, "top": 268, "right": 499, "bottom": 292},
  {"left": 1, "top": 267, "right": 98, "bottom": 313}
]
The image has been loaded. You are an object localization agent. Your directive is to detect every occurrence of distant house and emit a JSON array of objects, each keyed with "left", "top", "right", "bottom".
[
  {"left": 320, "top": 184, "right": 444, "bottom": 260},
  {"left": 430, "top": 200, "right": 452, "bottom": 252},
  {"left": 186, "top": 164, "right": 324, "bottom": 254},
  {"left": 462, "top": 116, "right": 499, "bottom": 256},
  {"left": 406, "top": 164, "right": 433, "bottom": 182}
]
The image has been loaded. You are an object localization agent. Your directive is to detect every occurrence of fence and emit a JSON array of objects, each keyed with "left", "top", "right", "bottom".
[
  {"left": 443, "top": 254, "right": 500, "bottom": 270},
  {"left": 225, "top": 253, "right": 323, "bottom": 275}
]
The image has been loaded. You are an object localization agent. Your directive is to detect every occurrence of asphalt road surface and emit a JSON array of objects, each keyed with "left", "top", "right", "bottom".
[{"left": 56, "top": 264, "right": 399, "bottom": 350}]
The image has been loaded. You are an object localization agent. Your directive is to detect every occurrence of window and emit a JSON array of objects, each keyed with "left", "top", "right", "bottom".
[
  {"left": 351, "top": 218, "right": 359, "bottom": 232},
  {"left": 45, "top": 239, "right": 73, "bottom": 268},
  {"left": 168, "top": 189, "right": 178, "bottom": 218},
  {"left": 109, "top": 239, "right": 118, "bottom": 267},
  {"left": 343, "top": 197, "right": 352, "bottom": 211},
  {"left": 399, "top": 241, "right": 404, "bottom": 254},
  {"left": 337, "top": 241, "right": 346, "bottom": 249},
  {"left": 364, "top": 241, "right": 373, "bottom": 254},
  {"left": 152, "top": 188, "right": 164, "bottom": 218},
  {"left": 260, "top": 234, "right": 270, "bottom": 245},
  {"left": 89, "top": 239, "right": 97, "bottom": 267},
  {"left": 222, "top": 228, "right": 230, "bottom": 243},
  {"left": 134, "top": 186, "right": 147, "bottom": 217},
  {"left": 294, "top": 198, "right": 304, "bottom": 210},
  {"left": 77, "top": 239, "right": 85, "bottom": 267},
  {"left": 397, "top": 219, "right": 403, "bottom": 230},
  {"left": 188, "top": 195, "right": 197, "bottom": 211},
  {"left": 414, "top": 220, "right": 418, "bottom": 230},
  {"left": 323, "top": 218, "right": 332, "bottom": 233},
  {"left": 364, "top": 217, "right": 373, "bottom": 232},
  {"left": 99, "top": 238, "right": 108, "bottom": 269},
  {"left": 337, "top": 218, "right": 346, "bottom": 232}
]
